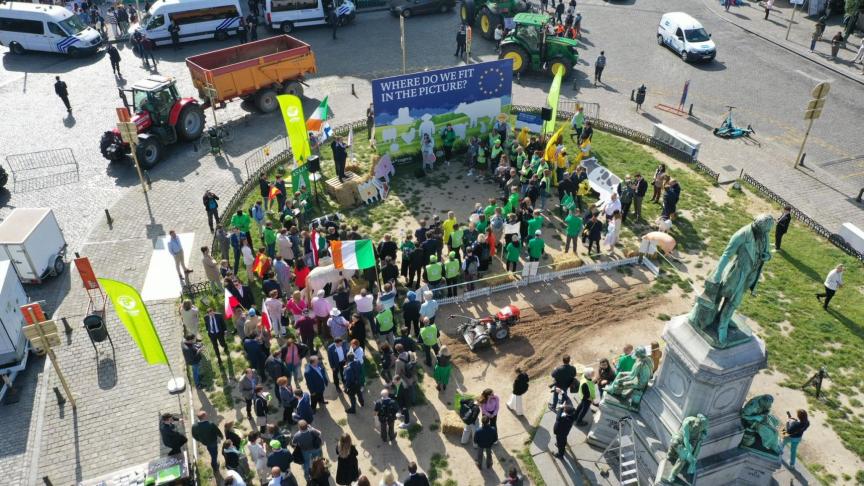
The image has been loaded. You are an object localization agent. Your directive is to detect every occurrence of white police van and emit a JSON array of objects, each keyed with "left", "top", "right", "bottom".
[
  {"left": 265, "top": 0, "right": 356, "bottom": 34},
  {"left": 132, "top": 0, "right": 244, "bottom": 46},
  {"left": 0, "top": 2, "right": 102, "bottom": 56}
]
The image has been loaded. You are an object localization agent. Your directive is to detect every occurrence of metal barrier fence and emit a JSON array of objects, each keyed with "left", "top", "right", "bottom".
[
  {"left": 557, "top": 100, "right": 601, "bottom": 120},
  {"left": 243, "top": 137, "right": 289, "bottom": 179},
  {"left": 5, "top": 148, "right": 80, "bottom": 192},
  {"left": 739, "top": 173, "right": 864, "bottom": 261}
]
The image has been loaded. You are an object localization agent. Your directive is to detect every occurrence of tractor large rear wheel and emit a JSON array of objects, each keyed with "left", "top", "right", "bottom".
[
  {"left": 479, "top": 8, "right": 500, "bottom": 39},
  {"left": 176, "top": 103, "right": 205, "bottom": 142},
  {"left": 135, "top": 135, "right": 163, "bottom": 170},
  {"left": 460, "top": 0, "right": 475, "bottom": 24},
  {"left": 548, "top": 57, "right": 572, "bottom": 79},
  {"left": 99, "top": 131, "right": 127, "bottom": 162},
  {"left": 500, "top": 44, "right": 529, "bottom": 74}
]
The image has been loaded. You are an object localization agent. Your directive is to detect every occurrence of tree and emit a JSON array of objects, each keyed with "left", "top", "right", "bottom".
[{"left": 847, "top": 0, "right": 863, "bottom": 15}]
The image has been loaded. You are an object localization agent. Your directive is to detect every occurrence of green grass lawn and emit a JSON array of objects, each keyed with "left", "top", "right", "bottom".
[{"left": 211, "top": 118, "right": 864, "bottom": 475}]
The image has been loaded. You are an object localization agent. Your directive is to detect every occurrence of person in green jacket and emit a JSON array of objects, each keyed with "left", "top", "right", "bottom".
[
  {"left": 263, "top": 222, "right": 278, "bottom": 258},
  {"left": 230, "top": 209, "right": 251, "bottom": 234},
  {"left": 615, "top": 344, "right": 635, "bottom": 374},
  {"left": 433, "top": 345, "right": 452, "bottom": 391},
  {"left": 376, "top": 303, "right": 396, "bottom": 347},
  {"left": 483, "top": 198, "right": 497, "bottom": 220},
  {"left": 527, "top": 209, "right": 544, "bottom": 241},
  {"left": 505, "top": 235, "right": 521, "bottom": 272},
  {"left": 528, "top": 230, "right": 545, "bottom": 262},
  {"left": 441, "top": 124, "right": 457, "bottom": 164},
  {"left": 448, "top": 222, "right": 464, "bottom": 260},
  {"left": 476, "top": 141, "right": 488, "bottom": 173},
  {"left": 564, "top": 209, "right": 583, "bottom": 255},
  {"left": 419, "top": 316, "right": 440, "bottom": 366},
  {"left": 425, "top": 254, "right": 444, "bottom": 295},
  {"left": 476, "top": 214, "right": 489, "bottom": 234},
  {"left": 444, "top": 251, "right": 461, "bottom": 298}
]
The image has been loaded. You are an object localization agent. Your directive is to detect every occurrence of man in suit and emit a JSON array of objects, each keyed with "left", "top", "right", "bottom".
[
  {"left": 775, "top": 206, "right": 792, "bottom": 251},
  {"left": 327, "top": 336, "right": 349, "bottom": 393},
  {"left": 303, "top": 355, "right": 329, "bottom": 411},
  {"left": 633, "top": 172, "right": 649, "bottom": 221},
  {"left": 160, "top": 413, "right": 188, "bottom": 455},
  {"left": 54, "top": 76, "right": 71, "bottom": 113},
  {"left": 404, "top": 461, "right": 431, "bottom": 486},
  {"left": 552, "top": 403, "right": 577, "bottom": 458},
  {"left": 331, "top": 136, "right": 348, "bottom": 182},
  {"left": 191, "top": 410, "right": 223, "bottom": 471},
  {"left": 342, "top": 352, "right": 364, "bottom": 413},
  {"left": 293, "top": 389, "right": 315, "bottom": 424},
  {"left": 204, "top": 308, "right": 230, "bottom": 365}
]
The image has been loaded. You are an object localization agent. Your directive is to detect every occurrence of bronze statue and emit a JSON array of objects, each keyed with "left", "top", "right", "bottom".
[
  {"left": 688, "top": 214, "right": 774, "bottom": 347},
  {"left": 664, "top": 414, "right": 709, "bottom": 483},
  {"left": 740, "top": 395, "right": 781, "bottom": 454},
  {"left": 605, "top": 346, "right": 654, "bottom": 410}
]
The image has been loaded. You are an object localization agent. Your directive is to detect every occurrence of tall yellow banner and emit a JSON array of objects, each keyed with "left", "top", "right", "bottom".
[{"left": 277, "top": 95, "right": 311, "bottom": 166}]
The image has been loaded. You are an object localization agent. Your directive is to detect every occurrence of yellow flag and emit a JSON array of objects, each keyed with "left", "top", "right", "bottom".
[
  {"left": 99, "top": 278, "right": 168, "bottom": 366},
  {"left": 543, "top": 67, "right": 564, "bottom": 134},
  {"left": 277, "top": 95, "right": 311, "bottom": 166}
]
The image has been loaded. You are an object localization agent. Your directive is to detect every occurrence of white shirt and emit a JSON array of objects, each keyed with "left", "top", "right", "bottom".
[
  {"left": 824, "top": 269, "right": 843, "bottom": 290},
  {"left": 602, "top": 198, "right": 621, "bottom": 217},
  {"left": 352, "top": 345, "right": 365, "bottom": 364},
  {"left": 225, "top": 470, "right": 246, "bottom": 486},
  {"left": 277, "top": 234, "right": 294, "bottom": 260},
  {"left": 354, "top": 294, "right": 374, "bottom": 313},
  {"left": 242, "top": 245, "right": 254, "bottom": 265}
]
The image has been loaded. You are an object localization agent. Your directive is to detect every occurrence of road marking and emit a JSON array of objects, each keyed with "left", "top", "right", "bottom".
[
  {"left": 140, "top": 232, "right": 195, "bottom": 302},
  {"left": 794, "top": 69, "right": 833, "bottom": 84}
]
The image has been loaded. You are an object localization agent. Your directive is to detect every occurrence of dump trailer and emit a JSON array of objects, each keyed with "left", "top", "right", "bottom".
[{"left": 185, "top": 35, "right": 317, "bottom": 114}]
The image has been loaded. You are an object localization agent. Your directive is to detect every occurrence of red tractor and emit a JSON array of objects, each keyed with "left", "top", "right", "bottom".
[{"left": 99, "top": 75, "right": 205, "bottom": 169}]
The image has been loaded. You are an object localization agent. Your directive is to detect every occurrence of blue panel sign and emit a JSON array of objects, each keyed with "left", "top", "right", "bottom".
[{"left": 371, "top": 60, "right": 513, "bottom": 158}]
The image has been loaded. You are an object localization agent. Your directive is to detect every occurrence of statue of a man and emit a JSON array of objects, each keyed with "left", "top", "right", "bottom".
[
  {"left": 664, "top": 414, "right": 709, "bottom": 482},
  {"left": 740, "top": 394, "right": 781, "bottom": 454},
  {"left": 689, "top": 214, "right": 774, "bottom": 346},
  {"left": 605, "top": 346, "right": 654, "bottom": 409}
]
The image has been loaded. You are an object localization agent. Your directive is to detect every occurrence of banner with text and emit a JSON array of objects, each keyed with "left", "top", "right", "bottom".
[{"left": 371, "top": 60, "right": 513, "bottom": 162}]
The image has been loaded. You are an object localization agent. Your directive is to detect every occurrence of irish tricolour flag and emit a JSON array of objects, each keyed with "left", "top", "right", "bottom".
[
  {"left": 306, "top": 96, "right": 329, "bottom": 132},
  {"left": 331, "top": 239, "right": 376, "bottom": 270}
]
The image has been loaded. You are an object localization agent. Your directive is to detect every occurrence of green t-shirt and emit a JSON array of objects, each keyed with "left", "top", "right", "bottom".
[
  {"left": 505, "top": 242, "right": 521, "bottom": 263},
  {"left": 401, "top": 241, "right": 416, "bottom": 254},
  {"left": 442, "top": 128, "right": 456, "bottom": 147},
  {"left": 484, "top": 205, "right": 496, "bottom": 219},
  {"left": 264, "top": 227, "right": 277, "bottom": 245},
  {"left": 231, "top": 213, "right": 251, "bottom": 233},
  {"left": 476, "top": 219, "right": 488, "bottom": 234},
  {"left": 565, "top": 214, "right": 583, "bottom": 237},
  {"left": 527, "top": 216, "right": 544, "bottom": 236},
  {"left": 528, "top": 237, "right": 545, "bottom": 259},
  {"left": 616, "top": 354, "right": 635, "bottom": 374},
  {"left": 477, "top": 147, "right": 487, "bottom": 166}
]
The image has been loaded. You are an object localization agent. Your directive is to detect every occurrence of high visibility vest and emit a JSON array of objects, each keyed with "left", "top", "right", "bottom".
[
  {"left": 444, "top": 260, "right": 460, "bottom": 279},
  {"left": 580, "top": 376, "right": 597, "bottom": 402},
  {"left": 450, "top": 229, "right": 464, "bottom": 249},
  {"left": 420, "top": 324, "right": 439, "bottom": 346},
  {"left": 426, "top": 262, "right": 443, "bottom": 282},
  {"left": 377, "top": 308, "right": 394, "bottom": 333}
]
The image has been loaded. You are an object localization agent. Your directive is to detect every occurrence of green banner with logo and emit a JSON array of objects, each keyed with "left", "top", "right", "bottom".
[
  {"left": 277, "top": 94, "right": 312, "bottom": 165},
  {"left": 291, "top": 164, "right": 311, "bottom": 205},
  {"left": 99, "top": 278, "right": 168, "bottom": 365}
]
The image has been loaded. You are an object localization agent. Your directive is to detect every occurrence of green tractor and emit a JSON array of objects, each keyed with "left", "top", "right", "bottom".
[
  {"left": 499, "top": 13, "right": 580, "bottom": 79},
  {"left": 460, "top": 0, "right": 530, "bottom": 39}
]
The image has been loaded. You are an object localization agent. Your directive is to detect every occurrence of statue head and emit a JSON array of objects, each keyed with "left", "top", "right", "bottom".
[
  {"left": 693, "top": 413, "right": 708, "bottom": 433},
  {"left": 752, "top": 214, "right": 775, "bottom": 235}
]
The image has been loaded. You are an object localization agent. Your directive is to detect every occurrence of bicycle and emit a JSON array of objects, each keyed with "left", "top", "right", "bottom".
[{"left": 713, "top": 106, "right": 755, "bottom": 139}]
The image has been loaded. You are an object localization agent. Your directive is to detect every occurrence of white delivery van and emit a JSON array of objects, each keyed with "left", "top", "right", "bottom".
[
  {"left": 0, "top": 208, "right": 68, "bottom": 285},
  {"left": 0, "top": 2, "right": 103, "bottom": 56},
  {"left": 265, "top": 0, "right": 356, "bottom": 34},
  {"left": 132, "top": 0, "right": 244, "bottom": 46},
  {"left": 657, "top": 12, "right": 716, "bottom": 62},
  {"left": 0, "top": 260, "right": 30, "bottom": 404}
]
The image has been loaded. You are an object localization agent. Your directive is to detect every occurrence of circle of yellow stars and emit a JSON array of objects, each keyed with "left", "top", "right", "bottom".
[{"left": 478, "top": 66, "right": 505, "bottom": 96}]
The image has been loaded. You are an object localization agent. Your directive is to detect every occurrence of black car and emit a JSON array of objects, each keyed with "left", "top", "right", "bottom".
[{"left": 389, "top": 0, "right": 455, "bottom": 17}]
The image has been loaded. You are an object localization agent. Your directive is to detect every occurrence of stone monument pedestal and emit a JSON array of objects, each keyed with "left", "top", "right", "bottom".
[{"left": 587, "top": 314, "right": 782, "bottom": 485}]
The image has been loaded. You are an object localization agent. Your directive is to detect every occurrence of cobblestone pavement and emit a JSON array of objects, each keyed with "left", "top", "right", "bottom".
[{"left": 1, "top": 3, "right": 862, "bottom": 484}]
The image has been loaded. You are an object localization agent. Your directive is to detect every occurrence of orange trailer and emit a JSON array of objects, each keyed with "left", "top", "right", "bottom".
[{"left": 185, "top": 35, "right": 317, "bottom": 114}]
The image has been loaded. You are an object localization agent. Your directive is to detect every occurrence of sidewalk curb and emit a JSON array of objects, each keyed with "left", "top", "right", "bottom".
[{"left": 702, "top": 0, "right": 864, "bottom": 86}]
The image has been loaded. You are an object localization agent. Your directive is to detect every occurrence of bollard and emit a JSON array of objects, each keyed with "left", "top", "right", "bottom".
[
  {"left": 104, "top": 209, "right": 113, "bottom": 226},
  {"left": 74, "top": 252, "right": 80, "bottom": 259},
  {"left": 799, "top": 153, "right": 807, "bottom": 168},
  {"left": 193, "top": 139, "right": 200, "bottom": 153},
  {"left": 143, "top": 170, "right": 152, "bottom": 188},
  {"left": 61, "top": 317, "right": 73, "bottom": 334},
  {"left": 857, "top": 188, "right": 864, "bottom": 203},
  {"left": 688, "top": 104, "right": 694, "bottom": 116},
  {"left": 630, "top": 89, "right": 635, "bottom": 102},
  {"left": 43, "top": 477, "right": 54, "bottom": 486},
  {"left": 53, "top": 386, "right": 66, "bottom": 405},
  {"left": 351, "top": 83, "right": 356, "bottom": 97}
]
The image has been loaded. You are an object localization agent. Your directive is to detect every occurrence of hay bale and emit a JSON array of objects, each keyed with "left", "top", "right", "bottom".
[
  {"left": 553, "top": 258, "right": 584, "bottom": 271},
  {"left": 441, "top": 411, "right": 464, "bottom": 437}
]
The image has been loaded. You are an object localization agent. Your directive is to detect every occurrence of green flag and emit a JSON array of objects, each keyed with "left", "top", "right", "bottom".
[
  {"left": 99, "top": 278, "right": 168, "bottom": 365},
  {"left": 543, "top": 67, "right": 564, "bottom": 134},
  {"left": 277, "top": 94, "right": 312, "bottom": 165},
  {"left": 291, "top": 164, "right": 311, "bottom": 206}
]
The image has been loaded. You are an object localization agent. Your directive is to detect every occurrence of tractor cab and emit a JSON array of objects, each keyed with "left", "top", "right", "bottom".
[
  {"left": 119, "top": 75, "right": 181, "bottom": 128},
  {"left": 499, "top": 13, "right": 579, "bottom": 78}
]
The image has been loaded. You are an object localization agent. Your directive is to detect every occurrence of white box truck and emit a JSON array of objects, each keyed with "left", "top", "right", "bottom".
[
  {"left": 0, "top": 208, "right": 68, "bottom": 284},
  {"left": 0, "top": 259, "right": 31, "bottom": 403}
]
